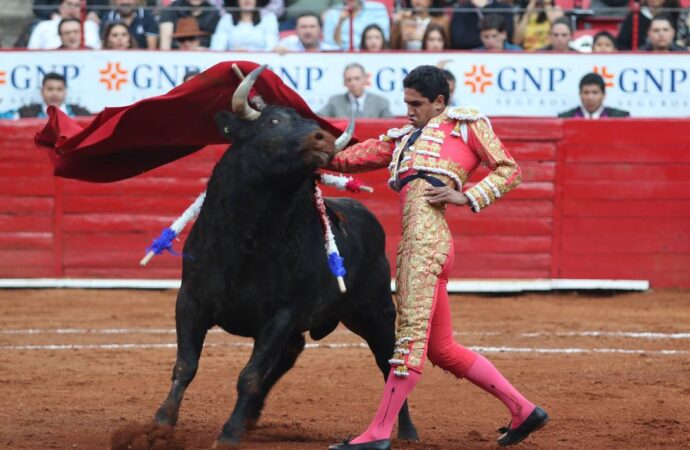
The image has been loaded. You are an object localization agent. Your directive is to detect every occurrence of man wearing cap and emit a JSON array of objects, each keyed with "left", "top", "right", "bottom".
[
  {"left": 159, "top": 0, "right": 220, "bottom": 49},
  {"left": 173, "top": 17, "right": 209, "bottom": 50}
]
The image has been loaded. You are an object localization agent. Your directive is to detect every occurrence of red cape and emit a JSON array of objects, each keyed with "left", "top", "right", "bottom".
[{"left": 35, "top": 61, "right": 355, "bottom": 182}]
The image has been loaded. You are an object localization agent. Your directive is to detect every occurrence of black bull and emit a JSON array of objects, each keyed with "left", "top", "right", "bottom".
[{"left": 153, "top": 70, "right": 418, "bottom": 446}]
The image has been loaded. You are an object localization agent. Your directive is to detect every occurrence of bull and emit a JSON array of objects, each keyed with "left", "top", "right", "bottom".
[{"left": 152, "top": 65, "right": 418, "bottom": 446}]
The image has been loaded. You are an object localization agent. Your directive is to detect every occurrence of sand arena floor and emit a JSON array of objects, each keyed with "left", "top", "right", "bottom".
[{"left": 1, "top": 289, "right": 689, "bottom": 449}]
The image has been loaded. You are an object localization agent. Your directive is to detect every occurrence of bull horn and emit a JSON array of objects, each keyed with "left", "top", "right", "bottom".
[
  {"left": 231, "top": 64, "right": 267, "bottom": 121},
  {"left": 334, "top": 108, "right": 356, "bottom": 152}
]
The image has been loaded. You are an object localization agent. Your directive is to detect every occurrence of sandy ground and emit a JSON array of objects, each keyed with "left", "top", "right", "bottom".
[{"left": 1, "top": 289, "right": 689, "bottom": 449}]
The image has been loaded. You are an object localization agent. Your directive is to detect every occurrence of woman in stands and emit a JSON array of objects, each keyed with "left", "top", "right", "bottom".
[
  {"left": 103, "top": 22, "right": 137, "bottom": 50},
  {"left": 390, "top": 0, "right": 448, "bottom": 50},
  {"left": 591, "top": 30, "right": 617, "bottom": 52},
  {"left": 210, "top": 0, "right": 279, "bottom": 51},
  {"left": 359, "top": 24, "right": 389, "bottom": 51},
  {"left": 513, "top": 0, "right": 563, "bottom": 51},
  {"left": 422, "top": 22, "right": 449, "bottom": 50},
  {"left": 617, "top": 0, "right": 680, "bottom": 50}
]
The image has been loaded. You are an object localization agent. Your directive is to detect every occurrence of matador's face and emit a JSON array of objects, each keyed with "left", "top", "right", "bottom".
[{"left": 403, "top": 88, "right": 446, "bottom": 129}]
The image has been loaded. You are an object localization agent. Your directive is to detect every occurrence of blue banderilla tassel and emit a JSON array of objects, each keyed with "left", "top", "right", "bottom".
[
  {"left": 327, "top": 252, "right": 347, "bottom": 278},
  {"left": 147, "top": 227, "right": 180, "bottom": 257}
]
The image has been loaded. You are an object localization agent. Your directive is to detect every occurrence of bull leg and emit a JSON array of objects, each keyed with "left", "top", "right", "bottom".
[
  {"left": 344, "top": 316, "right": 419, "bottom": 442},
  {"left": 244, "top": 332, "right": 306, "bottom": 429},
  {"left": 217, "top": 308, "right": 297, "bottom": 445},
  {"left": 154, "top": 286, "right": 209, "bottom": 427}
]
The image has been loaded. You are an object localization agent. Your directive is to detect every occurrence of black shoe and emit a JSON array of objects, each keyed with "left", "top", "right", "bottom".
[
  {"left": 328, "top": 438, "right": 391, "bottom": 450},
  {"left": 497, "top": 406, "right": 549, "bottom": 447}
]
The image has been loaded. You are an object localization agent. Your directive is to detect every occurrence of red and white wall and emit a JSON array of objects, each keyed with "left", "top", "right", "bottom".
[{"left": 1, "top": 118, "right": 689, "bottom": 288}]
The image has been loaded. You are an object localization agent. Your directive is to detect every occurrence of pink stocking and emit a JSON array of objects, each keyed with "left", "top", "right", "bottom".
[
  {"left": 350, "top": 369, "right": 421, "bottom": 443},
  {"left": 464, "top": 354, "right": 535, "bottom": 429}
]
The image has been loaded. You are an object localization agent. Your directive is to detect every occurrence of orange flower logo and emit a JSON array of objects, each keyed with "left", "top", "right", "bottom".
[
  {"left": 593, "top": 66, "right": 615, "bottom": 88},
  {"left": 464, "top": 65, "right": 493, "bottom": 94},
  {"left": 99, "top": 62, "right": 128, "bottom": 91},
  {"left": 0, "top": 70, "right": 6, "bottom": 86}
]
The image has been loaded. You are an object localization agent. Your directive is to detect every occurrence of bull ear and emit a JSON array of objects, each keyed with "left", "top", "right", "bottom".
[{"left": 215, "top": 110, "right": 238, "bottom": 140}]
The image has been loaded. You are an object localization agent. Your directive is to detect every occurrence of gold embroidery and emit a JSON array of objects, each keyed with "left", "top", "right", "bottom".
[{"left": 391, "top": 177, "right": 452, "bottom": 373}]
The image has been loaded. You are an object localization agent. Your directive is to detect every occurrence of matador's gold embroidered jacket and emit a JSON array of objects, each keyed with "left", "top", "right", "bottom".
[{"left": 328, "top": 107, "right": 522, "bottom": 212}]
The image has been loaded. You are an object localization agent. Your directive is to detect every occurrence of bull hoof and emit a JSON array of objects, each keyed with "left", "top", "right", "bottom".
[
  {"left": 396, "top": 427, "right": 419, "bottom": 442},
  {"left": 212, "top": 437, "right": 241, "bottom": 449},
  {"left": 244, "top": 418, "right": 259, "bottom": 430},
  {"left": 154, "top": 401, "right": 179, "bottom": 427}
]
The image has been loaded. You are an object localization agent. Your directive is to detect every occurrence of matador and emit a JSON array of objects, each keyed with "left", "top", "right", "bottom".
[{"left": 328, "top": 65, "right": 549, "bottom": 450}]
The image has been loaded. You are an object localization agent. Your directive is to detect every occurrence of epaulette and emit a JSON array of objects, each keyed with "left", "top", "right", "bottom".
[
  {"left": 379, "top": 124, "right": 415, "bottom": 142},
  {"left": 446, "top": 107, "right": 491, "bottom": 126}
]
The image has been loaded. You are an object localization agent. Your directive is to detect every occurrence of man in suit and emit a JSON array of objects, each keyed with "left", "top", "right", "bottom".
[
  {"left": 558, "top": 73, "right": 629, "bottom": 119},
  {"left": 319, "top": 63, "right": 393, "bottom": 118},
  {"left": 0, "top": 72, "right": 90, "bottom": 119}
]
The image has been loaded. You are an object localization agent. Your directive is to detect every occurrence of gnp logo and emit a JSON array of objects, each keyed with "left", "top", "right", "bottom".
[
  {"left": 593, "top": 66, "right": 615, "bottom": 88},
  {"left": 464, "top": 65, "right": 567, "bottom": 94},
  {"left": 464, "top": 65, "right": 493, "bottom": 93},
  {"left": 99, "top": 62, "right": 128, "bottom": 91}
]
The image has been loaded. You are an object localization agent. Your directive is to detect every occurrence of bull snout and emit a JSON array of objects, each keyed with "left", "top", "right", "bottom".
[{"left": 300, "top": 129, "right": 336, "bottom": 168}]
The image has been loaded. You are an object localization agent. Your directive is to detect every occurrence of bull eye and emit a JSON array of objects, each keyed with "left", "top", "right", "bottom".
[{"left": 269, "top": 118, "right": 279, "bottom": 125}]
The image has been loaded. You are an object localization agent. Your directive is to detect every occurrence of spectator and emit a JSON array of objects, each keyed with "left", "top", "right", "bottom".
[
  {"left": 275, "top": 12, "right": 339, "bottom": 52},
  {"left": 391, "top": 0, "right": 449, "bottom": 50},
  {"left": 159, "top": 0, "right": 220, "bottom": 50},
  {"left": 33, "top": 0, "right": 109, "bottom": 20},
  {"left": 449, "top": 0, "right": 514, "bottom": 50},
  {"left": 513, "top": 0, "right": 562, "bottom": 51},
  {"left": 57, "top": 18, "right": 84, "bottom": 49},
  {"left": 641, "top": 14, "right": 686, "bottom": 51},
  {"left": 282, "top": 0, "right": 339, "bottom": 30},
  {"left": 323, "top": 0, "right": 391, "bottom": 50},
  {"left": 422, "top": 22, "right": 449, "bottom": 50},
  {"left": 442, "top": 68, "right": 458, "bottom": 106},
  {"left": 539, "top": 16, "right": 572, "bottom": 51},
  {"left": 475, "top": 14, "right": 522, "bottom": 50},
  {"left": 99, "top": 0, "right": 159, "bottom": 49},
  {"left": 676, "top": 7, "right": 689, "bottom": 49},
  {"left": 558, "top": 73, "right": 629, "bottom": 119},
  {"left": 319, "top": 63, "right": 392, "bottom": 118},
  {"left": 210, "top": 0, "right": 279, "bottom": 51},
  {"left": 103, "top": 21, "right": 137, "bottom": 49},
  {"left": 0, "top": 72, "right": 90, "bottom": 119},
  {"left": 174, "top": 17, "right": 209, "bottom": 50},
  {"left": 617, "top": 0, "right": 680, "bottom": 50},
  {"left": 360, "top": 23, "right": 389, "bottom": 50},
  {"left": 183, "top": 68, "right": 201, "bottom": 82},
  {"left": 591, "top": 30, "right": 617, "bottom": 52},
  {"left": 28, "top": 0, "right": 101, "bottom": 49}
]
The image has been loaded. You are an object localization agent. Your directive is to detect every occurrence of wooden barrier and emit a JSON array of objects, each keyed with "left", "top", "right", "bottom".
[{"left": 1, "top": 118, "right": 688, "bottom": 288}]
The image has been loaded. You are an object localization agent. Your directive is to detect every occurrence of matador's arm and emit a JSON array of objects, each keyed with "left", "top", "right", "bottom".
[
  {"left": 463, "top": 118, "right": 522, "bottom": 213},
  {"left": 327, "top": 138, "right": 395, "bottom": 173}
]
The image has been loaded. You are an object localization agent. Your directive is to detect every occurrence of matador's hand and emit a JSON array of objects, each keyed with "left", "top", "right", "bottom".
[{"left": 424, "top": 186, "right": 469, "bottom": 207}]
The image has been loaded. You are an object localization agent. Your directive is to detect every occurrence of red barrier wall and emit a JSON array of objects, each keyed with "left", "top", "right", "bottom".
[{"left": 1, "top": 118, "right": 688, "bottom": 288}]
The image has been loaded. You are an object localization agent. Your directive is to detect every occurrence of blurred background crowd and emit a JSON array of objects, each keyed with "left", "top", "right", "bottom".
[{"left": 0, "top": 0, "right": 688, "bottom": 53}]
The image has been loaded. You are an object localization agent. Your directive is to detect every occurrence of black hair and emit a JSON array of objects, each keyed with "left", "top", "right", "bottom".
[
  {"left": 442, "top": 69, "right": 455, "bottom": 83},
  {"left": 226, "top": 0, "right": 268, "bottom": 26},
  {"left": 42, "top": 72, "right": 67, "bottom": 88},
  {"left": 579, "top": 72, "right": 605, "bottom": 94},
  {"left": 359, "top": 24, "right": 388, "bottom": 50},
  {"left": 479, "top": 14, "right": 507, "bottom": 33},
  {"left": 183, "top": 68, "right": 201, "bottom": 82},
  {"left": 400, "top": 0, "right": 445, "bottom": 17},
  {"left": 403, "top": 65, "right": 450, "bottom": 106},
  {"left": 592, "top": 30, "right": 616, "bottom": 49},
  {"left": 295, "top": 12, "right": 321, "bottom": 28},
  {"left": 551, "top": 16, "right": 573, "bottom": 34},
  {"left": 650, "top": 13, "right": 675, "bottom": 30},
  {"left": 58, "top": 17, "right": 81, "bottom": 35}
]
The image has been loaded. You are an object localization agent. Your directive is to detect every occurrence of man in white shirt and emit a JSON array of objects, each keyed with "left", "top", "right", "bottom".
[
  {"left": 275, "top": 13, "right": 340, "bottom": 53},
  {"left": 319, "top": 62, "right": 392, "bottom": 118},
  {"left": 28, "top": 0, "right": 101, "bottom": 49}
]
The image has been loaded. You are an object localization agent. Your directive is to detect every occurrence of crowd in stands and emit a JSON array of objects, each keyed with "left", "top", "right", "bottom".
[{"left": 6, "top": 0, "right": 690, "bottom": 52}]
